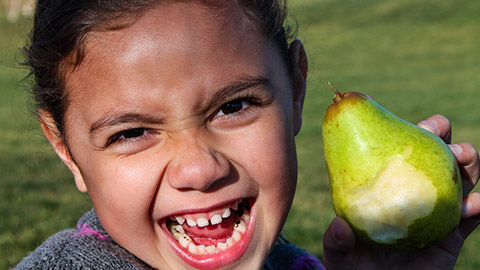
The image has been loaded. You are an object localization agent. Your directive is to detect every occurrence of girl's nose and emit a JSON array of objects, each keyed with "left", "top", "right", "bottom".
[{"left": 166, "top": 137, "right": 230, "bottom": 192}]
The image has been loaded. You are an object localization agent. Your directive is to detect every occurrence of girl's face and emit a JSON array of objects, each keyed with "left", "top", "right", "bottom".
[{"left": 43, "top": 2, "right": 306, "bottom": 269}]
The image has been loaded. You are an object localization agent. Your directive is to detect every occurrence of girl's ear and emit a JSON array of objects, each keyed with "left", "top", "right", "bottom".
[
  {"left": 38, "top": 109, "right": 88, "bottom": 192},
  {"left": 289, "top": 39, "right": 308, "bottom": 135}
]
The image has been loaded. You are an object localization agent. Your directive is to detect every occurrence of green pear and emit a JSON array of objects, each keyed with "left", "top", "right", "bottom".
[{"left": 322, "top": 83, "right": 462, "bottom": 250}]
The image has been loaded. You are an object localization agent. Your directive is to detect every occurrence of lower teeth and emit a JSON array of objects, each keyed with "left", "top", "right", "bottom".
[{"left": 168, "top": 207, "right": 250, "bottom": 255}]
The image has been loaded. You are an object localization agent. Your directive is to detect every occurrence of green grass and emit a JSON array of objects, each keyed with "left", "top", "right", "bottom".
[
  {"left": 0, "top": 15, "right": 93, "bottom": 268},
  {"left": 1, "top": 1, "right": 480, "bottom": 268}
]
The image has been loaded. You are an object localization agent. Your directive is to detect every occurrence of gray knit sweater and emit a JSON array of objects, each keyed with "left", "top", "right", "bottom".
[{"left": 15, "top": 209, "right": 324, "bottom": 269}]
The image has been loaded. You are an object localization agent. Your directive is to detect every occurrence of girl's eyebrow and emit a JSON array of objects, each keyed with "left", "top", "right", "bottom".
[{"left": 208, "top": 76, "right": 271, "bottom": 105}]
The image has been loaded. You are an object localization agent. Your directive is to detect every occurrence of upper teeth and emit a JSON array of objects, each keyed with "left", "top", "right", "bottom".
[
  {"left": 196, "top": 217, "right": 209, "bottom": 227},
  {"left": 222, "top": 208, "right": 231, "bottom": 218},
  {"left": 175, "top": 216, "right": 185, "bottom": 225},
  {"left": 175, "top": 206, "right": 233, "bottom": 227},
  {"left": 210, "top": 214, "right": 222, "bottom": 225}
]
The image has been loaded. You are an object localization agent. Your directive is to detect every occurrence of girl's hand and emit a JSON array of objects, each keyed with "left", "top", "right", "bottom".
[{"left": 322, "top": 114, "right": 480, "bottom": 270}]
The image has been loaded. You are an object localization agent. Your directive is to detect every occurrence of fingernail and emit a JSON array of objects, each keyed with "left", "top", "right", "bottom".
[
  {"left": 449, "top": 144, "right": 462, "bottom": 157},
  {"left": 462, "top": 201, "right": 471, "bottom": 217},
  {"left": 418, "top": 120, "right": 437, "bottom": 134}
]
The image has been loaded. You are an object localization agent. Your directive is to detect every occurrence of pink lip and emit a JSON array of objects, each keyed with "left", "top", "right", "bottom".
[{"left": 161, "top": 199, "right": 256, "bottom": 269}]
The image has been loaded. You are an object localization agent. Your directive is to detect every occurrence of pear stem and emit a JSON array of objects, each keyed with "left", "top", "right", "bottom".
[{"left": 328, "top": 82, "right": 344, "bottom": 103}]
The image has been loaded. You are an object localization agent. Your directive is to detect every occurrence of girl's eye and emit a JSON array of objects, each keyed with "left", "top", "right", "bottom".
[
  {"left": 107, "top": 128, "right": 149, "bottom": 146},
  {"left": 217, "top": 100, "right": 250, "bottom": 116},
  {"left": 120, "top": 128, "right": 147, "bottom": 139}
]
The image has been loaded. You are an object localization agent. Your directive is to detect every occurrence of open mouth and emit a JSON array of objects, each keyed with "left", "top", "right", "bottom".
[{"left": 165, "top": 199, "right": 252, "bottom": 256}]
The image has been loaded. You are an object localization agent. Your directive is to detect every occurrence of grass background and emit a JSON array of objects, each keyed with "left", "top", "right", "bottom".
[{"left": 1, "top": 0, "right": 479, "bottom": 268}]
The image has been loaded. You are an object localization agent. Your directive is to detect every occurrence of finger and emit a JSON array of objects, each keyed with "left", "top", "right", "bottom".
[
  {"left": 462, "top": 193, "right": 480, "bottom": 219},
  {"left": 417, "top": 114, "right": 452, "bottom": 144},
  {"left": 459, "top": 193, "right": 480, "bottom": 241},
  {"left": 449, "top": 143, "right": 480, "bottom": 195},
  {"left": 322, "top": 217, "right": 357, "bottom": 270}
]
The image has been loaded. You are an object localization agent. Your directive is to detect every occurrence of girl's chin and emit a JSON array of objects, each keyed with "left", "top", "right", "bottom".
[{"left": 160, "top": 198, "right": 257, "bottom": 269}]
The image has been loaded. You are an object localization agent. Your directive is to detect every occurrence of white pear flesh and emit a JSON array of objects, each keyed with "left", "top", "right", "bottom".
[{"left": 345, "top": 148, "right": 437, "bottom": 244}]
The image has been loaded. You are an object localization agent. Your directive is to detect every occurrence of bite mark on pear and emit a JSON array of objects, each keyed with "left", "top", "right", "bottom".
[{"left": 345, "top": 147, "right": 437, "bottom": 244}]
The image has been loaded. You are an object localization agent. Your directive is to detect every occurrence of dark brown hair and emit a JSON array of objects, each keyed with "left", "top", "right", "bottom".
[{"left": 24, "top": 0, "right": 295, "bottom": 136}]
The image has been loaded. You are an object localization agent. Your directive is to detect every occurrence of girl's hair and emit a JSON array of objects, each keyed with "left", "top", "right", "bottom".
[{"left": 24, "top": 0, "right": 295, "bottom": 136}]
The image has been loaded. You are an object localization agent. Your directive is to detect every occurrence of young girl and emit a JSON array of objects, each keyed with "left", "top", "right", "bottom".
[{"left": 16, "top": 0, "right": 480, "bottom": 269}]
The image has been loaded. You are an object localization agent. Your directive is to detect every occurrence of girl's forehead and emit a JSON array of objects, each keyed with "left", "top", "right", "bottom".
[
  {"left": 85, "top": 2, "right": 258, "bottom": 58},
  {"left": 74, "top": 1, "right": 266, "bottom": 82}
]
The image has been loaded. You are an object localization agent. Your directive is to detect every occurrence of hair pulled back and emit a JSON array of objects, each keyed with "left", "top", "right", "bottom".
[{"left": 24, "top": 0, "right": 294, "bottom": 136}]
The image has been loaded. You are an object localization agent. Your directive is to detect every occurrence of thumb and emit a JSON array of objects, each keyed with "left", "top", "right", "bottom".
[{"left": 322, "top": 217, "right": 358, "bottom": 270}]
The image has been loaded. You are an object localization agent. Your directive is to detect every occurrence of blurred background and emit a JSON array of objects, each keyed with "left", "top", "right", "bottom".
[{"left": 1, "top": 0, "right": 479, "bottom": 268}]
